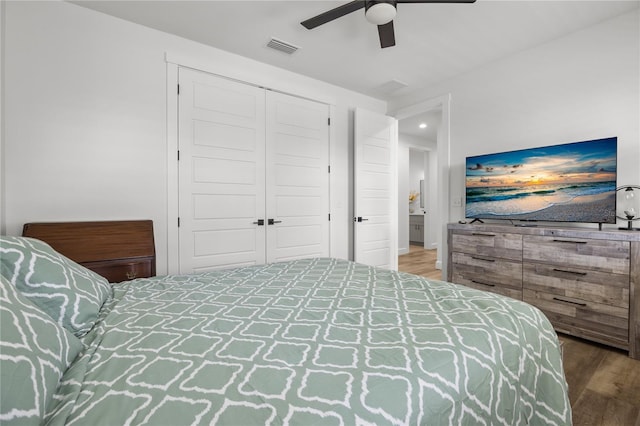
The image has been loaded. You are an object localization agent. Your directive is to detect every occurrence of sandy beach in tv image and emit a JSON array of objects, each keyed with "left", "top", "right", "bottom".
[{"left": 465, "top": 138, "right": 617, "bottom": 223}]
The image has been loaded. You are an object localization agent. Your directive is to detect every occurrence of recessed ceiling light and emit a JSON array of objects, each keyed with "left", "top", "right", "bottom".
[{"left": 419, "top": 123, "right": 427, "bottom": 129}]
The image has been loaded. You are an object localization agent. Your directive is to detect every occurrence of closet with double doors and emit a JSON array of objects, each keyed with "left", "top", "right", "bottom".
[{"left": 177, "top": 68, "right": 330, "bottom": 273}]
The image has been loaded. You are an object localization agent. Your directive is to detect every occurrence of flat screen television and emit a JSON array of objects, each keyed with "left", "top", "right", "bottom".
[{"left": 465, "top": 137, "right": 617, "bottom": 224}]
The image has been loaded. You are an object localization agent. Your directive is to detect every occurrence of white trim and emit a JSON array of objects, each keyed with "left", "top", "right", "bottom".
[
  {"left": 391, "top": 119, "right": 399, "bottom": 270},
  {"left": 164, "top": 52, "right": 337, "bottom": 106},
  {"left": 406, "top": 143, "right": 435, "bottom": 152},
  {"left": 390, "top": 93, "right": 451, "bottom": 280},
  {"left": 166, "top": 63, "right": 179, "bottom": 274},
  {"left": 329, "top": 104, "right": 344, "bottom": 259}
]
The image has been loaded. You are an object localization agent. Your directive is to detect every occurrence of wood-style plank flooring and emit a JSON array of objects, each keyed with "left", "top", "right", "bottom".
[
  {"left": 399, "top": 244, "right": 640, "bottom": 425},
  {"left": 398, "top": 244, "right": 443, "bottom": 280}
]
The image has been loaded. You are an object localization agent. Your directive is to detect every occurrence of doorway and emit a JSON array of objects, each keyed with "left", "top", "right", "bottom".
[
  {"left": 391, "top": 94, "right": 451, "bottom": 278},
  {"left": 408, "top": 147, "right": 437, "bottom": 250}
]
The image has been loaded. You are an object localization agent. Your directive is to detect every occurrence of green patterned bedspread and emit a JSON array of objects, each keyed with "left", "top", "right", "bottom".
[{"left": 46, "top": 258, "right": 571, "bottom": 425}]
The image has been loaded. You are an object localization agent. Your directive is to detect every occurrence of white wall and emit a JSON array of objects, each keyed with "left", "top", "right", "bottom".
[
  {"left": 2, "top": 1, "right": 386, "bottom": 274},
  {"left": 390, "top": 8, "right": 640, "bottom": 229},
  {"left": 425, "top": 148, "right": 438, "bottom": 248}
]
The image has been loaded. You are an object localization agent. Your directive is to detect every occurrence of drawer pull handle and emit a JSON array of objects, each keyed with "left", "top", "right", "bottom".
[
  {"left": 471, "top": 233, "right": 495, "bottom": 237},
  {"left": 126, "top": 271, "right": 137, "bottom": 280},
  {"left": 553, "top": 268, "right": 587, "bottom": 276},
  {"left": 553, "top": 297, "right": 587, "bottom": 307},
  {"left": 471, "top": 256, "right": 495, "bottom": 262},
  {"left": 471, "top": 280, "right": 496, "bottom": 287},
  {"left": 552, "top": 239, "right": 587, "bottom": 244}
]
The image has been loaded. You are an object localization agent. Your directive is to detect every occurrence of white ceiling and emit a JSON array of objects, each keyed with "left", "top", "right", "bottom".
[
  {"left": 399, "top": 108, "right": 441, "bottom": 140},
  {"left": 70, "top": 0, "right": 638, "bottom": 138}
]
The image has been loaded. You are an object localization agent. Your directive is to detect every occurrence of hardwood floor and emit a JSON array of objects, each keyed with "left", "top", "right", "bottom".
[
  {"left": 397, "top": 244, "right": 443, "bottom": 280},
  {"left": 398, "top": 244, "right": 640, "bottom": 425},
  {"left": 560, "top": 334, "right": 640, "bottom": 425}
]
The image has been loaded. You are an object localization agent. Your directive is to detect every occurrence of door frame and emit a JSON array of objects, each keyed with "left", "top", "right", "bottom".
[
  {"left": 165, "top": 56, "right": 337, "bottom": 274},
  {"left": 167, "top": 63, "right": 179, "bottom": 274},
  {"left": 389, "top": 94, "right": 451, "bottom": 278}
]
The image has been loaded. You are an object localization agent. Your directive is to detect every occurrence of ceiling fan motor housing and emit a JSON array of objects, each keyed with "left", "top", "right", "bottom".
[{"left": 365, "top": 1, "right": 398, "bottom": 25}]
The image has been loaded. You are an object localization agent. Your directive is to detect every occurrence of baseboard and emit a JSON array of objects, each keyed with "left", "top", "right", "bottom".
[{"left": 398, "top": 248, "right": 409, "bottom": 255}]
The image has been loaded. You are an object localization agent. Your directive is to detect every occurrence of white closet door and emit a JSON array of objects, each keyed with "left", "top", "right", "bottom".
[
  {"left": 354, "top": 108, "right": 398, "bottom": 270},
  {"left": 178, "top": 68, "right": 266, "bottom": 273},
  {"left": 265, "top": 91, "right": 330, "bottom": 263}
]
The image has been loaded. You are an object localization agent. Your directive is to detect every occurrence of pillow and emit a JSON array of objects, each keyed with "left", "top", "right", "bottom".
[
  {"left": 0, "top": 236, "right": 111, "bottom": 337},
  {"left": 0, "top": 275, "right": 84, "bottom": 424}
]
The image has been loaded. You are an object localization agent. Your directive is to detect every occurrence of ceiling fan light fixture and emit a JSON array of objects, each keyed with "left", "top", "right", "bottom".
[{"left": 365, "top": 2, "right": 397, "bottom": 25}]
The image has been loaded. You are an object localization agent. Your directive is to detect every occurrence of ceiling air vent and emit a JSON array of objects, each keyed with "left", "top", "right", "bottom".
[
  {"left": 376, "top": 79, "right": 409, "bottom": 95},
  {"left": 267, "top": 38, "right": 299, "bottom": 55}
]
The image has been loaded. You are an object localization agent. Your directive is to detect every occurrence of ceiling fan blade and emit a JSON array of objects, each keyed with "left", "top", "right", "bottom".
[
  {"left": 378, "top": 21, "right": 396, "bottom": 48},
  {"left": 397, "top": 0, "right": 476, "bottom": 3},
  {"left": 301, "top": 1, "right": 366, "bottom": 30}
]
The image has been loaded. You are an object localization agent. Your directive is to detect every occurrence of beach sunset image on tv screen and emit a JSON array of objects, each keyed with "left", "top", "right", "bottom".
[{"left": 465, "top": 137, "right": 617, "bottom": 223}]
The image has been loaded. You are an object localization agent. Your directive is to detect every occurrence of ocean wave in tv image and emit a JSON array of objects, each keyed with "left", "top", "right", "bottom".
[{"left": 466, "top": 181, "right": 616, "bottom": 218}]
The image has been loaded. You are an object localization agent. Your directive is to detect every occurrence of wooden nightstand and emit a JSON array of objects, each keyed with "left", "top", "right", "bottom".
[{"left": 22, "top": 220, "right": 156, "bottom": 283}]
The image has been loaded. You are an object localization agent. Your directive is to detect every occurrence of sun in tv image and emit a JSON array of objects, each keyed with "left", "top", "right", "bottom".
[{"left": 465, "top": 137, "right": 617, "bottom": 223}]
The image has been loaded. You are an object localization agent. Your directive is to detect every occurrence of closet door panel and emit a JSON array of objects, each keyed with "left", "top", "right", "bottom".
[
  {"left": 265, "top": 91, "right": 330, "bottom": 263},
  {"left": 178, "top": 68, "right": 266, "bottom": 273}
]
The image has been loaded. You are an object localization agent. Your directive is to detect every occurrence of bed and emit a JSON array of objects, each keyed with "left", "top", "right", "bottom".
[{"left": 0, "top": 236, "right": 571, "bottom": 425}]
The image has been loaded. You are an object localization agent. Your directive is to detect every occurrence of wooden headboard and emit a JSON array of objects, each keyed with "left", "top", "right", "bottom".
[{"left": 22, "top": 220, "right": 156, "bottom": 283}]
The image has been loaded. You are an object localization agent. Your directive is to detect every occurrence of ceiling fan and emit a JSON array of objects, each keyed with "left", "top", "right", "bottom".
[{"left": 301, "top": 0, "right": 476, "bottom": 49}]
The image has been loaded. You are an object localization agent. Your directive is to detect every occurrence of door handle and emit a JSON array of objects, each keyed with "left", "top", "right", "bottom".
[
  {"left": 252, "top": 219, "right": 265, "bottom": 226},
  {"left": 354, "top": 217, "right": 369, "bottom": 222},
  {"left": 268, "top": 219, "right": 282, "bottom": 225}
]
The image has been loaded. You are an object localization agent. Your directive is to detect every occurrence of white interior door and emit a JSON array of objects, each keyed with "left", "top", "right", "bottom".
[
  {"left": 354, "top": 108, "right": 398, "bottom": 270},
  {"left": 178, "top": 68, "right": 266, "bottom": 273},
  {"left": 265, "top": 91, "right": 330, "bottom": 262}
]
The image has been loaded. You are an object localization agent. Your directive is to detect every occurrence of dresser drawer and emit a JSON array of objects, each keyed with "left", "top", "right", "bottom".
[
  {"left": 523, "top": 262, "right": 629, "bottom": 309},
  {"left": 523, "top": 235, "right": 630, "bottom": 274},
  {"left": 83, "top": 258, "right": 154, "bottom": 283},
  {"left": 523, "top": 289, "right": 629, "bottom": 349},
  {"left": 451, "top": 231, "right": 522, "bottom": 261},
  {"left": 451, "top": 252, "right": 522, "bottom": 299}
]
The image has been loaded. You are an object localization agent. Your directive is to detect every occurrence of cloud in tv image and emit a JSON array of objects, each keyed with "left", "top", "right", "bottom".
[{"left": 465, "top": 137, "right": 617, "bottom": 223}]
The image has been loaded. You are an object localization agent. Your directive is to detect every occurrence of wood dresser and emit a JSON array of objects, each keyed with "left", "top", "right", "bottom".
[
  {"left": 447, "top": 223, "right": 640, "bottom": 359},
  {"left": 23, "top": 220, "right": 156, "bottom": 283}
]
